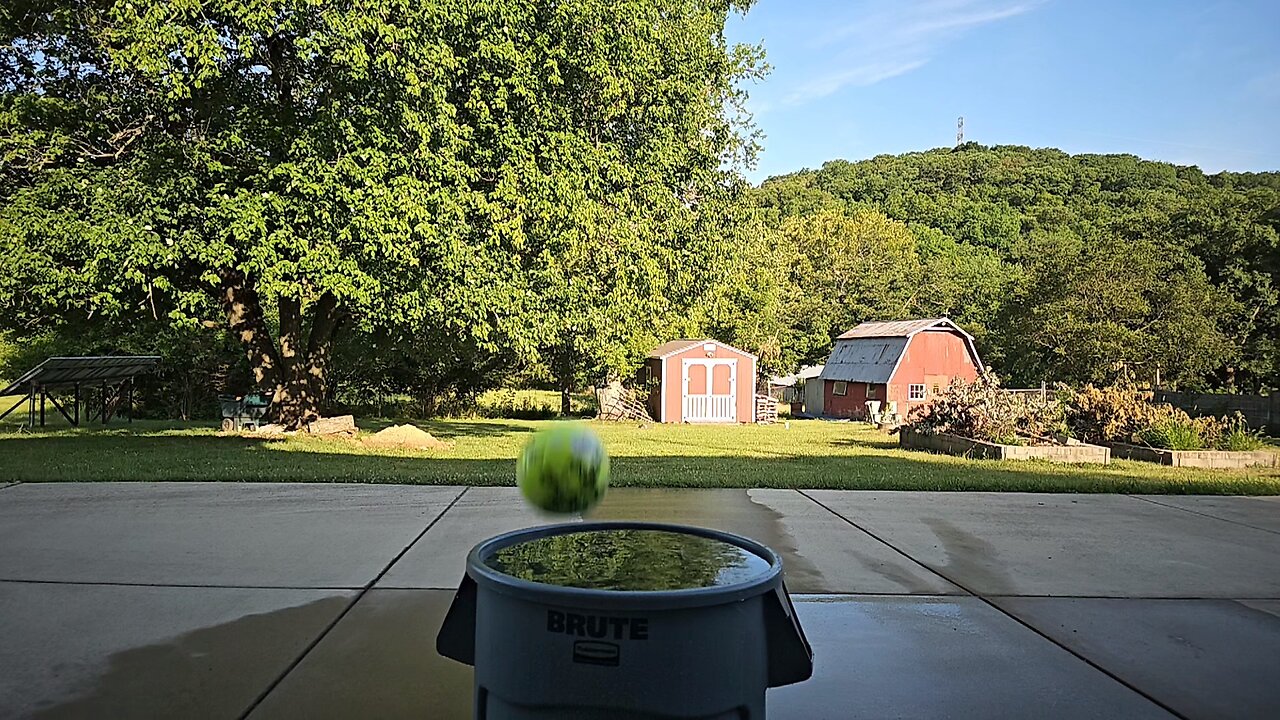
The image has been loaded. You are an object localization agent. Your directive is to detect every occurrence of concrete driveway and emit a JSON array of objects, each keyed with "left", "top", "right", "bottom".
[{"left": 2, "top": 482, "right": 1278, "bottom": 719}]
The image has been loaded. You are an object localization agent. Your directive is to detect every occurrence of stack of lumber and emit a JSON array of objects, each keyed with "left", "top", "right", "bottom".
[{"left": 755, "top": 394, "right": 778, "bottom": 424}]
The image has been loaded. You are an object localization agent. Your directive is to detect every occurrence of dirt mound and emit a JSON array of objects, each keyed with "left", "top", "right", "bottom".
[{"left": 362, "top": 424, "right": 451, "bottom": 451}]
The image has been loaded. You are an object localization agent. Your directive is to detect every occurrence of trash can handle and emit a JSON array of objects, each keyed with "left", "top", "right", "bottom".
[
  {"left": 765, "top": 584, "right": 813, "bottom": 687},
  {"left": 436, "top": 574, "right": 478, "bottom": 665}
]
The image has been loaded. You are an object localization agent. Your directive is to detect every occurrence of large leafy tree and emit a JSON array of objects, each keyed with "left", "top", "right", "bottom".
[
  {"left": 1, "top": 0, "right": 762, "bottom": 425},
  {"left": 997, "top": 229, "right": 1232, "bottom": 387},
  {"left": 775, "top": 208, "right": 920, "bottom": 365}
]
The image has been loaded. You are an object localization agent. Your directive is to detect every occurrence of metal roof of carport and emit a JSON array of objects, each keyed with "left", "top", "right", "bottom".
[{"left": 0, "top": 356, "right": 161, "bottom": 396}]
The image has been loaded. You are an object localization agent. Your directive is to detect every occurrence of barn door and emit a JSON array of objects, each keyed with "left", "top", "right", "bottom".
[{"left": 682, "top": 359, "right": 737, "bottom": 422}]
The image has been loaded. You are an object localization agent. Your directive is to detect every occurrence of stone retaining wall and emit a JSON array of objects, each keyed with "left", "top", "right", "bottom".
[
  {"left": 900, "top": 430, "right": 1110, "bottom": 464},
  {"left": 1104, "top": 442, "right": 1278, "bottom": 469}
]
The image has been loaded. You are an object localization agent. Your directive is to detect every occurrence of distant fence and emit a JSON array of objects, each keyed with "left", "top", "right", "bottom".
[
  {"left": 1154, "top": 390, "right": 1277, "bottom": 433},
  {"left": 1004, "top": 386, "right": 1060, "bottom": 402}
]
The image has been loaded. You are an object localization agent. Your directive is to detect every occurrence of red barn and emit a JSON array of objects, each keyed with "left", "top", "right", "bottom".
[
  {"left": 817, "top": 318, "right": 983, "bottom": 419},
  {"left": 640, "top": 339, "right": 757, "bottom": 423}
]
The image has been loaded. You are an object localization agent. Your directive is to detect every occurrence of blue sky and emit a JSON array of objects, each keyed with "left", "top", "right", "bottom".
[{"left": 726, "top": 0, "right": 1280, "bottom": 182}]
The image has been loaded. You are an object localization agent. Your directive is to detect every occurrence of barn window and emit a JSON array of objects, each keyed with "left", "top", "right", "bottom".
[
  {"left": 909, "top": 384, "right": 926, "bottom": 400},
  {"left": 833, "top": 381, "right": 848, "bottom": 396},
  {"left": 866, "top": 384, "right": 877, "bottom": 399},
  {"left": 932, "top": 383, "right": 940, "bottom": 396}
]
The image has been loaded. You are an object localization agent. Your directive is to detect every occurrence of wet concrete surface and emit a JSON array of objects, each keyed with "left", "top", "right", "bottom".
[
  {"left": 246, "top": 589, "right": 471, "bottom": 720},
  {"left": 0, "top": 580, "right": 353, "bottom": 719},
  {"left": 4, "top": 484, "right": 1279, "bottom": 718},
  {"left": 0, "top": 483, "right": 462, "bottom": 587},
  {"left": 249, "top": 591, "right": 1174, "bottom": 719},
  {"left": 380, "top": 487, "right": 957, "bottom": 593},
  {"left": 807, "top": 490, "right": 1280, "bottom": 597},
  {"left": 1132, "top": 495, "right": 1280, "bottom": 535},
  {"left": 590, "top": 488, "right": 960, "bottom": 594},
  {"left": 770, "top": 596, "right": 1174, "bottom": 719},
  {"left": 993, "top": 597, "right": 1280, "bottom": 720}
]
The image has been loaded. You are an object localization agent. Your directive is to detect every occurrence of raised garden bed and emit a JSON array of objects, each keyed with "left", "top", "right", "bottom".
[
  {"left": 1104, "top": 442, "right": 1278, "bottom": 469},
  {"left": 900, "top": 429, "right": 1111, "bottom": 465}
]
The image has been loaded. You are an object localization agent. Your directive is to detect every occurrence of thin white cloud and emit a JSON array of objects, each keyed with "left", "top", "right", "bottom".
[
  {"left": 788, "top": 60, "right": 927, "bottom": 105},
  {"left": 786, "top": 0, "right": 1043, "bottom": 105}
]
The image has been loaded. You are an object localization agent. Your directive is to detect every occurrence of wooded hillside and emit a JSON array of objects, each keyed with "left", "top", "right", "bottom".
[{"left": 741, "top": 145, "right": 1279, "bottom": 393}]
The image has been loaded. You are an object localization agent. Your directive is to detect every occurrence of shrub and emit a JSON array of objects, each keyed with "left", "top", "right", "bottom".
[
  {"left": 905, "top": 376, "right": 1065, "bottom": 444},
  {"left": 476, "top": 390, "right": 558, "bottom": 420},
  {"left": 1062, "top": 384, "right": 1265, "bottom": 452},
  {"left": 1059, "top": 382, "right": 1167, "bottom": 445},
  {"left": 1136, "top": 419, "right": 1205, "bottom": 450},
  {"left": 1220, "top": 413, "right": 1266, "bottom": 451}
]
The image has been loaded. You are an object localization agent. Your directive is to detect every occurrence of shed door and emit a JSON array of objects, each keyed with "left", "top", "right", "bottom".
[{"left": 682, "top": 359, "right": 737, "bottom": 422}]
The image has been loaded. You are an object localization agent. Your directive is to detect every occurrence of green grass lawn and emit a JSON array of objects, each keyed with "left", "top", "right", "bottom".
[{"left": 1, "top": 418, "right": 1277, "bottom": 494}]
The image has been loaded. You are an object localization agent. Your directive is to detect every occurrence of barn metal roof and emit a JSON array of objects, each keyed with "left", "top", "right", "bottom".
[
  {"left": 837, "top": 318, "right": 968, "bottom": 339},
  {"left": 818, "top": 338, "right": 908, "bottom": 384},
  {"left": 0, "top": 356, "right": 161, "bottom": 396},
  {"left": 647, "top": 339, "right": 757, "bottom": 360}
]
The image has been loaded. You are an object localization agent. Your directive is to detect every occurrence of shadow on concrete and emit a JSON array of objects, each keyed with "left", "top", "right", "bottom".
[{"left": 28, "top": 596, "right": 350, "bottom": 720}]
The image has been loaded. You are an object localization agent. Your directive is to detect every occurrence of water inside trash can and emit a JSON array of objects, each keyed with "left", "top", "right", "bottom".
[{"left": 484, "top": 528, "right": 771, "bottom": 591}]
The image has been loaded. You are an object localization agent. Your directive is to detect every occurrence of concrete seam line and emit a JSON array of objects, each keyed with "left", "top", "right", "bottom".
[
  {"left": 0, "top": 578, "right": 363, "bottom": 591},
  {"left": 793, "top": 490, "right": 963, "bottom": 594},
  {"left": 0, "top": 482, "right": 20, "bottom": 491},
  {"left": 1126, "top": 494, "right": 1280, "bottom": 537},
  {"left": 796, "top": 490, "right": 1191, "bottom": 720},
  {"left": 236, "top": 485, "right": 472, "bottom": 720}
]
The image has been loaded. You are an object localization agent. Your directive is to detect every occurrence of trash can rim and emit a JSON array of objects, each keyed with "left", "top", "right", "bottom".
[{"left": 466, "top": 521, "right": 783, "bottom": 609}]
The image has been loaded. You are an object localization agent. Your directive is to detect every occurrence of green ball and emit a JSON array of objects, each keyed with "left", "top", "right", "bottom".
[{"left": 517, "top": 425, "right": 610, "bottom": 514}]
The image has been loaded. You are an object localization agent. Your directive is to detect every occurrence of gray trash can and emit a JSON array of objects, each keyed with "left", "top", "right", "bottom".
[{"left": 437, "top": 521, "right": 812, "bottom": 719}]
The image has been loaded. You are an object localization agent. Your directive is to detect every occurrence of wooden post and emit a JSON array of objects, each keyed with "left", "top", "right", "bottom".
[
  {"left": 28, "top": 388, "right": 36, "bottom": 429},
  {"left": 127, "top": 378, "right": 134, "bottom": 423},
  {"left": 39, "top": 385, "right": 45, "bottom": 427},
  {"left": 74, "top": 383, "right": 80, "bottom": 426},
  {"left": 101, "top": 382, "right": 108, "bottom": 425}
]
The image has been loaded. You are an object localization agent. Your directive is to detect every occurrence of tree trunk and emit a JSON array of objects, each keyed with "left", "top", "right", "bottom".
[
  {"left": 557, "top": 358, "right": 574, "bottom": 417},
  {"left": 219, "top": 274, "right": 343, "bottom": 431},
  {"left": 221, "top": 272, "right": 281, "bottom": 392},
  {"left": 305, "top": 292, "right": 341, "bottom": 407},
  {"left": 274, "top": 295, "right": 321, "bottom": 429}
]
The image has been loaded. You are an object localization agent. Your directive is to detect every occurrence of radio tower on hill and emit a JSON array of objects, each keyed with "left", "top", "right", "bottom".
[{"left": 956, "top": 116, "right": 964, "bottom": 146}]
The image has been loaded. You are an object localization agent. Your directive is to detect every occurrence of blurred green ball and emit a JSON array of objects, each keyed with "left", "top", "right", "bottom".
[{"left": 516, "top": 425, "right": 610, "bottom": 514}]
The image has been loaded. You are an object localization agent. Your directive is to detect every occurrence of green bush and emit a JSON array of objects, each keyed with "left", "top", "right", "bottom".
[
  {"left": 1136, "top": 420, "right": 1205, "bottom": 450},
  {"left": 1220, "top": 413, "right": 1266, "bottom": 451},
  {"left": 473, "top": 389, "right": 597, "bottom": 420}
]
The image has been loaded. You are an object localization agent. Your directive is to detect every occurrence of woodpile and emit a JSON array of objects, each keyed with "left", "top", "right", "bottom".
[
  {"left": 754, "top": 394, "right": 778, "bottom": 424},
  {"left": 596, "top": 381, "right": 654, "bottom": 422}
]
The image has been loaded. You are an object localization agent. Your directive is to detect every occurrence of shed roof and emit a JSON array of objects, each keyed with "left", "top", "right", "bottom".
[
  {"left": 770, "top": 364, "right": 825, "bottom": 387},
  {"left": 646, "top": 339, "right": 756, "bottom": 361},
  {"left": 0, "top": 356, "right": 161, "bottom": 396}
]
